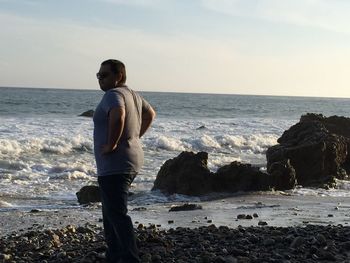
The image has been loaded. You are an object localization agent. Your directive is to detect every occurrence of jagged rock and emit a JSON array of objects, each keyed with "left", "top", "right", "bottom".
[
  {"left": 76, "top": 185, "right": 100, "bottom": 204},
  {"left": 267, "top": 113, "right": 350, "bottom": 187},
  {"left": 300, "top": 113, "right": 350, "bottom": 138},
  {"left": 213, "top": 161, "right": 270, "bottom": 192},
  {"left": 152, "top": 152, "right": 212, "bottom": 196},
  {"left": 153, "top": 114, "right": 350, "bottom": 195},
  {"left": 79, "top": 110, "right": 94, "bottom": 117},
  {"left": 152, "top": 152, "right": 295, "bottom": 196},
  {"left": 267, "top": 159, "right": 297, "bottom": 190}
]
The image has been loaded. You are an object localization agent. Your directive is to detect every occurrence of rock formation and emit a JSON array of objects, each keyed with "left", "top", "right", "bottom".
[
  {"left": 153, "top": 113, "right": 350, "bottom": 195},
  {"left": 79, "top": 110, "right": 94, "bottom": 117},
  {"left": 267, "top": 113, "right": 350, "bottom": 188},
  {"left": 76, "top": 185, "right": 100, "bottom": 204},
  {"left": 152, "top": 151, "right": 296, "bottom": 196}
]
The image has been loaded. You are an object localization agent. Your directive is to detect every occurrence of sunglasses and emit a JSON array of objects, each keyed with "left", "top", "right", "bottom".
[{"left": 96, "top": 72, "right": 110, "bottom": 80}]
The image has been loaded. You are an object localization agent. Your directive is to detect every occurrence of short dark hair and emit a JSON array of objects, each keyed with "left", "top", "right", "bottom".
[{"left": 101, "top": 59, "right": 127, "bottom": 84}]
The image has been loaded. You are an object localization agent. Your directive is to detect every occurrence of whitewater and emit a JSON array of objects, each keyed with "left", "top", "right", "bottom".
[{"left": 1, "top": 87, "right": 350, "bottom": 210}]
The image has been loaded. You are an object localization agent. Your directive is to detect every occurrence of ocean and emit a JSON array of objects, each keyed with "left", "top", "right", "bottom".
[{"left": 1, "top": 87, "right": 350, "bottom": 211}]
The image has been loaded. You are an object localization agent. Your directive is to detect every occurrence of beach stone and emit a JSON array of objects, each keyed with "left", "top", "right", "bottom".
[
  {"left": 266, "top": 113, "right": 350, "bottom": 188},
  {"left": 2, "top": 223, "right": 350, "bottom": 263},
  {"left": 76, "top": 185, "right": 101, "bottom": 204},
  {"left": 50, "top": 233, "right": 61, "bottom": 247},
  {"left": 56, "top": 251, "right": 66, "bottom": 258},
  {"left": 258, "top": 221, "right": 268, "bottom": 226},
  {"left": 316, "top": 233, "right": 327, "bottom": 245},
  {"left": 214, "top": 255, "right": 237, "bottom": 263},
  {"left": 342, "top": 241, "right": 350, "bottom": 250},
  {"left": 151, "top": 254, "right": 162, "bottom": 261},
  {"left": 141, "top": 253, "right": 152, "bottom": 262},
  {"left": 290, "top": 237, "right": 304, "bottom": 248},
  {"left": 79, "top": 110, "right": 94, "bottom": 117},
  {"left": 223, "top": 256, "right": 237, "bottom": 263},
  {"left": 263, "top": 238, "right": 275, "bottom": 246},
  {"left": 0, "top": 253, "right": 11, "bottom": 260},
  {"left": 133, "top": 206, "right": 147, "bottom": 211},
  {"left": 237, "top": 214, "right": 246, "bottom": 219},
  {"left": 169, "top": 203, "right": 203, "bottom": 212}
]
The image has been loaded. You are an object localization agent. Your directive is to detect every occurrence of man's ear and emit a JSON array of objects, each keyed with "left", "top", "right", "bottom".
[{"left": 116, "top": 72, "right": 123, "bottom": 83}]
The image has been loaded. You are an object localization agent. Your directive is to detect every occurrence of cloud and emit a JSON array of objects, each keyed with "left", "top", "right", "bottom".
[
  {"left": 98, "top": 0, "right": 166, "bottom": 8},
  {"left": 0, "top": 12, "right": 242, "bottom": 91},
  {"left": 1, "top": 11, "right": 350, "bottom": 97},
  {"left": 201, "top": 0, "right": 350, "bottom": 34}
]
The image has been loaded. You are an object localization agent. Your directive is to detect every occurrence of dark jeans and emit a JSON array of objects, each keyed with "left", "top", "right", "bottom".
[{"left": 98, "top": 174, "right": 140, "bottom": 263}]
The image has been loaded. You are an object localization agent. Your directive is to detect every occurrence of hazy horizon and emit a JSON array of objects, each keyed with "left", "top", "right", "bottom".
[
  {"left": 1, "top": 1, "right": 350, "bottom": 98},
  {"left": 2, "top": 85, "right": 350, "bottom": 100}
]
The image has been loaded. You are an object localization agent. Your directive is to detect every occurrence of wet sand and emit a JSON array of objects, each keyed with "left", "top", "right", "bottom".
[
  {"left": 1, "top": 193, "right": 350, "bottom": 262},
  {"left": 1, "top": 193, "right": 349, "bottom": 236}
]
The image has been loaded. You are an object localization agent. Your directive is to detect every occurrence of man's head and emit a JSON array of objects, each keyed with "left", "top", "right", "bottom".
[{"left": 97, "top": 59, "right": 127, "bottom": 91}]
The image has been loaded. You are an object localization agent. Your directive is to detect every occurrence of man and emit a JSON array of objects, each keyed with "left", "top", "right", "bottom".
[{"left": 93, "top": 59, "right": 156, "bottom": 263}]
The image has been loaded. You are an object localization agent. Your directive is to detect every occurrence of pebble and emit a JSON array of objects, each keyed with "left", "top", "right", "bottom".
[
  {"left": 0, "top": 224, "right": 349, "bottom": 262},
  {"left": 169, "top": 203, "right": 202, "bottom": 212},
  {"left": 290, "top": 237, "right": 304, "bottom": 248},
  {"left": 0, "top": 253, "right": 11, "bottom": 260}
]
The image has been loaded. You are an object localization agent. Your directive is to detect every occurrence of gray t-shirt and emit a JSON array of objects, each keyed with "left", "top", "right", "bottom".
[{"left": 93, "top": 87, "right": 151, "bottom": 176}]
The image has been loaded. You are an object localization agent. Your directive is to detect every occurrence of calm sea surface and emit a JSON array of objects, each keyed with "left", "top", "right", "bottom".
[{"left": 0, "top": 87, "right": 349, "bottom": 210}]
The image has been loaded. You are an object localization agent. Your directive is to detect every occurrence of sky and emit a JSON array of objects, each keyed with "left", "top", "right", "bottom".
[{"left": 1, "top": 0, "right": 350, "bottom": 97}]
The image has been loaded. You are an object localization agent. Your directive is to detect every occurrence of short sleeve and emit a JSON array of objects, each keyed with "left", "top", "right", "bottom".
[
  {"left": 141, "top": 96, "right": 152, "bottom": 111},
  {"left": 102, "top": 90, "right": 125, "bottom": 114}
]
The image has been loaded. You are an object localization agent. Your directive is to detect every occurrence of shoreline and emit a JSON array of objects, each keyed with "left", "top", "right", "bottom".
[
  {"left": 1, "top": 193, "right": 349, "bottom": 236},
  {"left": 1, "top": 193, "right": 350, "bottom": 262}
]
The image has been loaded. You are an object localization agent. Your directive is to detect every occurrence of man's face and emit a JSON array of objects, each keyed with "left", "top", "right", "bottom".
[{"left": 97, "top": 64, "right": 118, "bottom": 91}]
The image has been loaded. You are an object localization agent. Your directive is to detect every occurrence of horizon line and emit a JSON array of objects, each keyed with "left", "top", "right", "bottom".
[{"left": 1, "top": 85, "right": 350, "bottom": 100}]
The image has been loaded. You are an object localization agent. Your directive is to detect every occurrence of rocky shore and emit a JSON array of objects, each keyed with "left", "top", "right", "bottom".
[{"left": 0, "top": 223, "right": 349, "bottom": 262}]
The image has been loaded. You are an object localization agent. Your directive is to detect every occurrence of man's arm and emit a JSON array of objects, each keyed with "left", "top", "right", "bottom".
[
  {"left": 140, "top": 106, "right": 156, "bottom": 138},
  {"left": 101, "top": 107, "right": 125, "bottom": 154}
]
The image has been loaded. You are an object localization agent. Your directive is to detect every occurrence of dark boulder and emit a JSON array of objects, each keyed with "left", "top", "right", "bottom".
[
  {"left": 152, "top": 151, "right": 212, "bottom": 196},
  {"left": 169, "top": 203, "right": 203, "bottom": 212},
  {"left": 300, "top": 113, "right": 350, "bottom": 138},
  {"left": 213, "top": 161, "right": 270, "bottom": 192},
  {"left": 76, "top": 185, "right": 100, "bottom": 204},
  {"left": 152, "top": 151, "right": 295, "bottom": 196},
  {"left": 79, "top": 110, "right": 94, "bottom": 117},
  {"left": 76, "top": 185, "right": 135, "bottom": 204},
  {"left": 266, "top": 113, "right": 350, "bottom": 188},
  {"left": 267, "top": 159, "right": 297, "bottom": 190}
]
